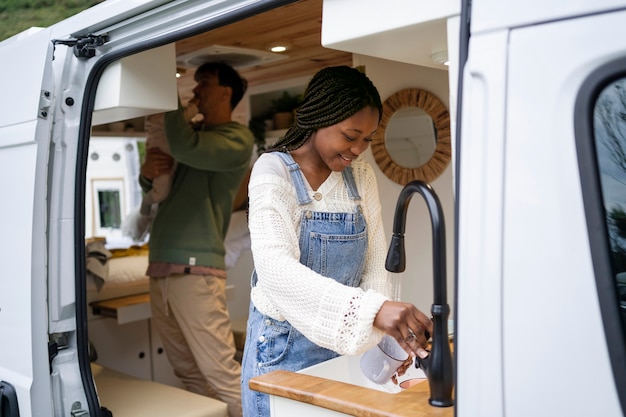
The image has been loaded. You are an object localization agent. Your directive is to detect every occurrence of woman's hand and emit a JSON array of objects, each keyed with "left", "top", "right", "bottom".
[
  {"left": 373, "top": 300, "right": 433, "bottom": 358},
  {"left": 140, "top": 148, "right": 174, "bottom": 180}
]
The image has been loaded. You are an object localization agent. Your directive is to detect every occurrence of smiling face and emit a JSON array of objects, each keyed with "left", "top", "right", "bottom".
[
  {"left": 290, "top": 105, "right": 380, "bottom": 189},
  {"left": 306, "top": 106, "right": 380, "bottom": 172}
]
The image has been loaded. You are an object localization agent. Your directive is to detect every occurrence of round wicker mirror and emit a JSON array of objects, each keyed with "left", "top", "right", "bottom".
[{"left": 371, "top": 88, "right": 451, "bottom": 185}]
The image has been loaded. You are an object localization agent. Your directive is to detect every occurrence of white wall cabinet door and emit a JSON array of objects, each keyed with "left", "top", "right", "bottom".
[{"left": 88, "top": 317, "right": 151, "bottom": 380}]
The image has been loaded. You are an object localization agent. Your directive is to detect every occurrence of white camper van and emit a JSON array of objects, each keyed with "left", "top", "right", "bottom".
[{"left": 1, "top": 0, "right": 625, "bottom": 416}]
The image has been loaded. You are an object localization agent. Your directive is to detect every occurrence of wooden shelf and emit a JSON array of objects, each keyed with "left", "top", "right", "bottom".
[{"left": 90, "top": 293, "right": 151, "bottom": 324}]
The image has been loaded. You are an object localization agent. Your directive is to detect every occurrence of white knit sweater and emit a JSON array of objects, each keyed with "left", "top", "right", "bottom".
[{"left": 248, "top": 152, "right": 392, "bottom": 355}]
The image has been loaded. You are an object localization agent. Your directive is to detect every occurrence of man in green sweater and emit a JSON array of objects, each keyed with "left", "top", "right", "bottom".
[{"left": 139, "top": 62, "right": 254, "bottom": 417}]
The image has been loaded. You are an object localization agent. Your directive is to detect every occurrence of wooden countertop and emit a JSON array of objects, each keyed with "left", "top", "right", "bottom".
[{"left": 249, "top": 369, "right": 454, "bottom": 417}]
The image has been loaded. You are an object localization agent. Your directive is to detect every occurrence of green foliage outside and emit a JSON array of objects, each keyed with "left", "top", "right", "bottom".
[{"left": 0, "top": 0, "right": 102, "bottom": 42}]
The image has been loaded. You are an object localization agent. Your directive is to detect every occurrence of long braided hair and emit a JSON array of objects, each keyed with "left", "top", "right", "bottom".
[{"left": 269, "top": 66, "right": 383, "bottom": 152}]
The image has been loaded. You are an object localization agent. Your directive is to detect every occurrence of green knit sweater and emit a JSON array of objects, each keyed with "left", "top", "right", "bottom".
[{"left": 140, "top": 105, "right": 254, "bottom": 269}]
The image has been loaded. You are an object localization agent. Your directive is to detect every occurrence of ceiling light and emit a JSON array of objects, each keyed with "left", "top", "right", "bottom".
[
  {"left": 432, "top": 51, "right": 449, "bottom": 66},
  {"left": 177, "top": 45, "right": 288, "bottom": 69},
  {"left": 268, "top": 41, "right": 292, "bottom": 53}
]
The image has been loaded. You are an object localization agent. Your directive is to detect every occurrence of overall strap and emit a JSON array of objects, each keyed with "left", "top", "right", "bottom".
[
  {"left": 341, "top": 166, "right": 361, "bottom": 200},
  {"left": 275, "top": 152, "right": 361, "bottom": 203},
  {"left": 274, "top": 152, "right": 312, "bottom": 205}
]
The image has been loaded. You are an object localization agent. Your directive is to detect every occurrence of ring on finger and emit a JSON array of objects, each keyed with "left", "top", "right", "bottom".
[{"left": 406, "top": 328, "right": 416, "bottom": 341}]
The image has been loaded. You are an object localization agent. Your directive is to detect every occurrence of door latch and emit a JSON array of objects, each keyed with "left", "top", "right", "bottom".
[
  {"left": 70, "top": 401, "right": 89, "bottom": 416},
  {"left": 52, "top": 34, "right": 109, "bottom": 59}
]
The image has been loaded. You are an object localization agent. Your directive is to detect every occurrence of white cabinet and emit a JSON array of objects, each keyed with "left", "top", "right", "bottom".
[
  {"left": 88, "top": 309, "right": 183, "bottom": 388},
  {"left": 93, "top": 44, "right": 178, "bottom": 125},
  {"left": 88, "top": 316, "right": 152, "bottom": 380}
]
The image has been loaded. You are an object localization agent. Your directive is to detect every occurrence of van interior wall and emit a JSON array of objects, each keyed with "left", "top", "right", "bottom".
[{"left": 353, "top": 54, "right": 455, "bottom": 315}]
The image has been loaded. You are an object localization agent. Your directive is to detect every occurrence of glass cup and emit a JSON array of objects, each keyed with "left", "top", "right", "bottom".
[{"left": 360, "top": 335, "right": 409, "bottom": 384}]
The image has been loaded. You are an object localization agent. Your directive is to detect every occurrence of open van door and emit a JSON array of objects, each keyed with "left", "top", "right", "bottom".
[
  {"left": 0, "top": 1, "right": 297, "bottom": 416},
  {"left": 0, "top": 26, "right": 58, "bottom": 416}
]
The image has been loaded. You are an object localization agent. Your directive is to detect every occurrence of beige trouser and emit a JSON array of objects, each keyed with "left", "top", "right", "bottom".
[{"left": 150, "top": 274, "right": 242, "bottom": 417}]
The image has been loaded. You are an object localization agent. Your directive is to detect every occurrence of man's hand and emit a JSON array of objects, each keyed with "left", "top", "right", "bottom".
[
  {"left": 141, "top": 148, "right": 174, "bottom": 180},
  {"left": 184, "top": 98, "right": 200, "bottom": 122}
]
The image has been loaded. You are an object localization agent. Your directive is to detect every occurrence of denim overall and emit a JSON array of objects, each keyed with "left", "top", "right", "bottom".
[{"left": 241, "top": 152, "right": 368, "bottom": 417}]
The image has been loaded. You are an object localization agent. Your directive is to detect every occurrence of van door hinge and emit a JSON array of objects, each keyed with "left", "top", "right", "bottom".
[
  {"left": 39, "top": 90, "right": 51, "bottom": 119},
  {"left": 52, "top": 34, "right": 109, "bottom": 59}
]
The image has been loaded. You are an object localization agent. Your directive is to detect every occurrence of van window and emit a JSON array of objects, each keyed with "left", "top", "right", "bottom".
[
  {"left": 577, "top": 61, "right": 626, "bottom": 404},
  {"left": 97, "top": 188, "right": 122, "bottom": 228},
  {"left": 593, "top": 77, "right": 626, "bottom": 326}
]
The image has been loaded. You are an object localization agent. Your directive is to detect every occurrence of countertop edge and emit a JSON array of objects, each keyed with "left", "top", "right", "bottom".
[{"left": 249, "top": 370, "right": 454, "bottom": 417}]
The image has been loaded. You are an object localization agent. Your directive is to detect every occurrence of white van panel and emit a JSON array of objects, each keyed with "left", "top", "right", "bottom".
[
  {"left": 458, "top": 5, "right": 626, "bottom": 416},
  {"left": 0, "top": 28, "right": 51, "bottom": 129},
  {"left": 502, "top": 10, "right": 626, "bottom": 417},
  {"left": 472, "top": 0, "right": 626, "bottom": 34},
  {"left": 456, "top": 29, "right": 509, "bottom": 417},
  {"left": 47, "top": 0, "right": 171, "bottom": 42},
  {"left": 0, "top": 122, "right": 52, "bottom": 417},
  {"left": 0, "top": 133, "right": 37, "bottom": 372}
]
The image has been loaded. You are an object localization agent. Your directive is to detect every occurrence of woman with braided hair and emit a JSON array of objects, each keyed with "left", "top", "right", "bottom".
[{"left": 241, "top": 66, "right": 432, "bottom": 416}]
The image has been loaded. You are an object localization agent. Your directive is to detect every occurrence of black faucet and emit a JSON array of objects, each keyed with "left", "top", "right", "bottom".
[{"left": 385, "top": 180, "right": 454, "bottom": 407}]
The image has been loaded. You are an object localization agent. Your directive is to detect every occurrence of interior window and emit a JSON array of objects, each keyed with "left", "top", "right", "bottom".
[
  {"left": 97, "top": 189, "right": 122, "bottom": 229},
  {"left": 593, "top": 77, "right": 626, "bottom": 325}
]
